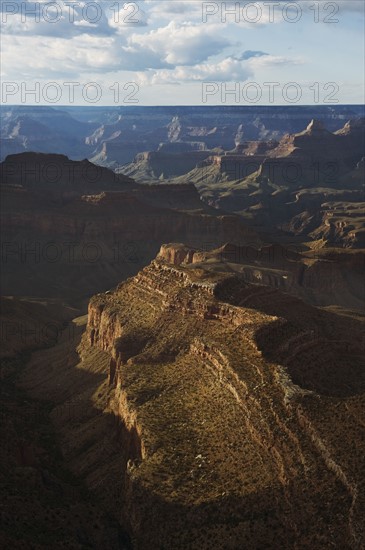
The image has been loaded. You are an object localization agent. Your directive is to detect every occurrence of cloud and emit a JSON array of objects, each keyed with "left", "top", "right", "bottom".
[
  {"left": 129, "top": 21, "right": 231, "bottom": 66},
  {"left": 1, "top": 34, "right": 123, "bottom": 78},
  {"left": 239, "top": 50, "right": 269, "bottom": 60},
  {"left": 247, "top": 54, "right": 305, "bottom": 68},
  {"left": 1, "top": 6, "right": 233, "bottom": 77},
  {"left": 137, "top": 56, "right": 253, "bottom": 85},
  {"left": 300, "top": 0, "right": 364, "bottom": 14},
  {"left": 0, "top": 33, "right": 173, "bottom": 79}
]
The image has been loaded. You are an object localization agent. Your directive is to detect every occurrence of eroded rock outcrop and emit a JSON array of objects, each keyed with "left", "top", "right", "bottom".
[{"left": 82, "top": 244, "right": 365, "bottom": 549}]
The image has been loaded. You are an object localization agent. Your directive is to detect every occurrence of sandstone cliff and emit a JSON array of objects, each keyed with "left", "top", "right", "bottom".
[{"left": 73, "top": 244, "right": 365, "bottom": 549}]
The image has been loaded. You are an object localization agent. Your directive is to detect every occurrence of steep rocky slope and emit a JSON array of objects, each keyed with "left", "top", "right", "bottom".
[
  {"left": 257, "top": 118, "right": 365, "bottom": 186},
  {"left": 86, "top": 245, "right": 365, "bottom": 548},
  {"left": 19, "top": 244, "right": 365, "bottom": 549},
  {"left": 123, "top": 117, "right": 364, "bottom": 186}
]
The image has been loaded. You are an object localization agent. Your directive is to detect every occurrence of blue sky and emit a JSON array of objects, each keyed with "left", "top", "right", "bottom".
[{"left": 0, "top": 0, "right": 364, "bottom": 105}]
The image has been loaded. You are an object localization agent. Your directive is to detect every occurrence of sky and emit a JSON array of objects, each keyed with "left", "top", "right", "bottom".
[{"left": 0, "top": 0, "right": 364, "bottom": 105}]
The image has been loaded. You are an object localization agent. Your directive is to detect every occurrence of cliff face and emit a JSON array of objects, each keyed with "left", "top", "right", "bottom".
[
  {"left": 0, "top": 165, "right": 259, "bottom": 300},
  {"left": 82, "top": 244, "right": 365, "bottom": 549},
  {"left": 156, "top": 242, "right": 365, "bottom": 312}
]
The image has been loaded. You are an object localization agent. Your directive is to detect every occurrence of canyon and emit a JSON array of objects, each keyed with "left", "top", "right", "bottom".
[
  {"left": 138, "top": 118, "right": 365, "bottom": 249},
  {"left": 2, "top": 105, "right": 363, "bottom": 163},
  {"left": 0, "top": 106, "right": 364, "bottom": 549}
]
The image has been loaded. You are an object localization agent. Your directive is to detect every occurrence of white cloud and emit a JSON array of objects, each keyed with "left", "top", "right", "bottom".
[
  {"left": 129, "top": 21, "right": 231, "bottom": 66},
  {"left": 1, "top": 34, "right": 123, "bottom": 78},
  {"left": 137, "top": 56, "right": 253, "bottom": 85},
  {"left": 0, "top": 32, "right": 174, "bottom": 79},
  {"left": 247, "top": 54, "right": 305, "bottom": 68}
]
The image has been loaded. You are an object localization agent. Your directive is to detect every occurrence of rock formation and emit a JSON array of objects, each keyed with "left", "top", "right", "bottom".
[{"left": 76, "top": 243, "right": 365, "bottom": 548}]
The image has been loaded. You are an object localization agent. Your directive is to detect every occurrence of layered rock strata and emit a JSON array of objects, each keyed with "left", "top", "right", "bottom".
[{"left": 83, "top": 244, "right": 365, "bottom": 549}]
